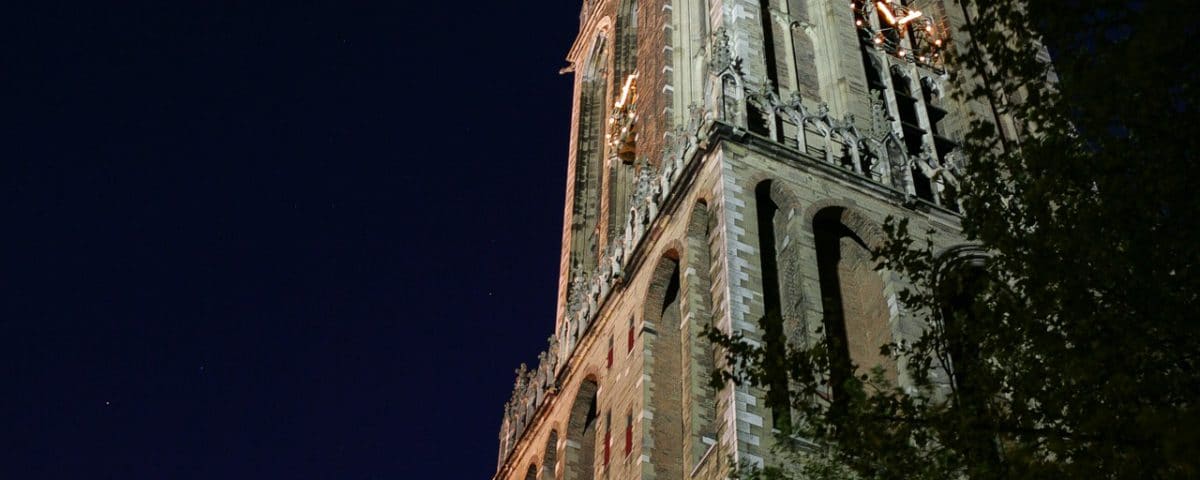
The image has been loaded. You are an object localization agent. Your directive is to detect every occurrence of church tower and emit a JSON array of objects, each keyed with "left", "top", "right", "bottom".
[{"left": 495, "top": 0, "right": 1010, "bottom": 478}]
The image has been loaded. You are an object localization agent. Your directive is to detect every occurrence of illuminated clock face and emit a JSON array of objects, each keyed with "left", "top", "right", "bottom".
[{"left": 853, "top": 0, "right": 949, "bottom": 71}]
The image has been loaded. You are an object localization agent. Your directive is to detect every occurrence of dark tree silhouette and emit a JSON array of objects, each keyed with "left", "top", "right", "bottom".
[{"left": 708, "top": 1, "right": 1200, "bottom": 478}]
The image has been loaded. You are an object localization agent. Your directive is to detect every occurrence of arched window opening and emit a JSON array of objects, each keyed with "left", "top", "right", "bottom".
[
  {"left": 542, "top": 430, "right": 558, "bottom": 480},
  {"left": 754, "top": 181, "right": 792, "bottom": 430},
  {"left": 936, "top": 254, "right": 1006, "bottom": 468},
  {"left": 854, "top": 6, "right": 887, "bottom": 130},
  {"left": 685, "top": 201, "right": 719, "bottom": 462},
  {"left": 757, "top": 0, "right": 782, "bottom": 95},
  {"left": 746, "top": 0, "right": 784, "bottom": 137},
  {"left": 890, "top": 69, "right": 934, "bottom": 201},
  {"left": 813, "top": 208, "right": 896, "bottom": 410},
  {"left": 526, "top": 464, "right": 539, "bottom": 480},
  {"left": 787, "top": 0, "right": 819, "bottom": 101},
  {"left": 861, "top": 48, "right": 886, "bottom": 90},
  {"left": 891, "top": 70, "right": 923, "bottom": 154},
  {"left": 935, "top": 258, "right": 991, "bottom": 397},
  {"left": 644, "top": 255, "right": 685, "bottom": 479},
  {"left": 565, "top": 379, "right": 600, "bottom": 480},
  {"left": 571, "top": 38, "right": 610, "bottom": 280}
]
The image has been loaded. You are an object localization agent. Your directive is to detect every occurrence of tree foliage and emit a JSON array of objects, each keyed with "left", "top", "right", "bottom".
[{"left": 707, "top": 1, "right": 1200, "bottom": 478}]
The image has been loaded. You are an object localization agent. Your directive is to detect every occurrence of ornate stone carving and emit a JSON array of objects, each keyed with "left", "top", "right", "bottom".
[
  {"left": 890, "top": 64, "right": 912, "bottom": 89},
  {"left": 633, "top": 160, "right": 655, "bottom": 203},
  {"left": 921, "top": 75, "right": 942, "bottom": 99},
  {"left": 914, "top": 143, "right": 946, "bottom": 192},
  {"left": 775, "top": 92, "right": 809, "bottom": 149},
  {"left": 884, "top": 132, "right": 908, "bottom": 191},
  {"left": 869, "top": 91, "right": 887, "bottom": 134},
  {"left": 858, "top": 137, "right": 884, "bottom": 181},
  {"left": 606, "top": 242, "right": 623, "bottom": 280},
  {"left": 657, "top": 165, "right": 672, "bottom": 205},
  {"left": 811, "top": 103, "right": 835, "bottom": 163},
  {"left": 832, "top": 113, "right": 863, "bottom": 172},
  {"left": 687, "top": 103, "right": 706, "bottom": 138},
  {"left": 710, "top": 28, "right": 733, "bottom": 74},
  {"left": 943, "top": 148, "right": 965, "bottom": 189}
]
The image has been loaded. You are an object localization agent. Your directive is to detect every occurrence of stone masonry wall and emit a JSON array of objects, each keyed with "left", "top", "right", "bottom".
[
  {"left": 716, "top": 134, "right": 966, "bottom": 468},
  {"left": 505, "top": 0, "right": 998, "bottom": 477}
]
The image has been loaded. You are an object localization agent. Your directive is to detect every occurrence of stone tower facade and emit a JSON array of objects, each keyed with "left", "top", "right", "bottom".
[{"left": 495, "top": 0, "right": 1010, "bottom": 478}]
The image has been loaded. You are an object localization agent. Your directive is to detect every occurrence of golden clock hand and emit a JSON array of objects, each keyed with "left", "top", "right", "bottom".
[
  {"left": 876, "top": 1, "right": 897, "bottom": 24},
  {"left": 897, "top": 10, "right": 923, "bottom": 25}
]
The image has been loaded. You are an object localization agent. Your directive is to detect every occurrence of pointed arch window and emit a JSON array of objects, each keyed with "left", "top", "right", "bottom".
[
  {"left": 570, "top": 37, "right": 610, "bottom": 280},
  {"left": 812, "top": 207, "right": 895, "bottom": 409}
]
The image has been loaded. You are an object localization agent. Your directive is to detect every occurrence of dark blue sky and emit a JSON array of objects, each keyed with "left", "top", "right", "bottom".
[{"left": 3, "top": 2, "right": 579, "bottom": 478}]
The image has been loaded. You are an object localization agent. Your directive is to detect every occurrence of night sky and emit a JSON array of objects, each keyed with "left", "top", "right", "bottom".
[{"left": 4, "top": 2, "right": 580, "bottom": 478}]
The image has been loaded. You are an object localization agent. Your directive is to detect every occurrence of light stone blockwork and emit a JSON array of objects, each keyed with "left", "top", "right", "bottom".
[{"left": 495, "top": 0, "right": 1009, "bottom": 478}]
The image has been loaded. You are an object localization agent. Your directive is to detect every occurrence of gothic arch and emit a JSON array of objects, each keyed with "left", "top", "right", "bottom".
[
  {"left": 590, "top": 15, "right": 614, "bottom": 37},
  {"left": 810, "top": 205, "right": 896, "bottom": 404},
  {"left": 933, "top": 244, "right": 989, "bottom": 278},
  {"left": 802, "top": 200, "right": 886, "bottom": 251},
  {"left": 642, "top": 250, "right": 682, "bottom": 320},
  {"left": 642, "top": 254, "right": 685, "bottom": 479},
  {"left": 564, "top": 377, "right": 600, "bottom": 480},
  {"left": 542, "top": 429, "right": 559, "bottom": 480},
  {"left": 570, "top": 33, "right": 613, "bottom": 280},
  {"left": 751, "top": 180, "right": 802, "bottom": 428},
  {"left": 525, "top": 464, "right": 539, "bottom": 480},
  {"left": 711, "top": 65, "right": 747, "bottom": 128},
  {"left": 683, "top": 199, "right": 716, "bottom": 277},
  {"left": 753, "top": 181, "right": 810, "bottom": 351},
  {"left": 932, "top": 244, "right": 1018, "bottom": 467},
  {"left": 932, "top": 245, "right": 998, "bottom": 389},
  {"left": 683, "top": 200, "right": 719, "bottom": 464},
  {"left": 788, "top": 3, "right": 820, "bottom": 100}
]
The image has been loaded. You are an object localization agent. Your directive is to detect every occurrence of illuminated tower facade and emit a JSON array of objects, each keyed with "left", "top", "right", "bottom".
[{"left": 495, "top": 0, "right": 1010, "bottom": 478}]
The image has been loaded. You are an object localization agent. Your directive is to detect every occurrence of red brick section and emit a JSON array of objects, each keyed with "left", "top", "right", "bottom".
[
  {"left": 838, "top": 237, "right": 897, "bottom": 382},
  {"left": 634, "top": 0, "right": 669, "bottom": 172},
  {"left": 627, "top": 320, "right": 634, "bottom": 352},
  {"left": 607, "top": 336, "right": 614, "bottom": 368}
]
